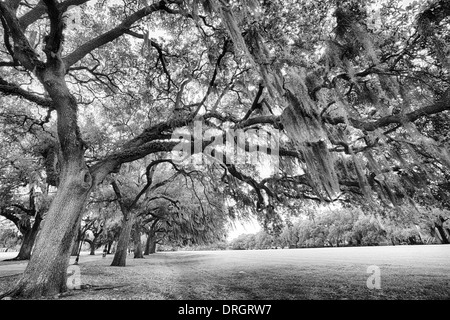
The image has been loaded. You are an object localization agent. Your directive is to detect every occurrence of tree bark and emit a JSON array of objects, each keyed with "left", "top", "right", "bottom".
[
  {"left": 3, "top": 58, "right": 94, "bottom": 298},
  {"left": 111, "top": 211, "right": 134, "bottom": 267},
  {"left": 435, "top": 217, "right": 449, "bottom": 244},
  {"left": 144, "top": 233, "right": 151, "bottom": 255},
  {"left": 85, "top": 239, "right": 96, "bottom": 255},
  {"left": 144, "top": 230, "right": 157, "bottom": 255},
  {"left": 149, "top": 239, "right": 157, "bottom": 254},
  {"left": 435, "top": 225, "right": 449, "bottom": 244},
  {"left": 70, "top": 221, "right": 82, "bottom": 256},
  {"left": 133, "top": 223, "right": 144, "bottom": 259},
  {"left": 107, "top": 241, "right": 113, "bottom": 254},
  {"left": 13, "top": 214, "right": 42, "bottom": 260},
  {"left": 70, "top": 237, "right": 80, "bottom": 256},
  {"left": 7, "top": 171, "right": 92, "bottom": 298}
]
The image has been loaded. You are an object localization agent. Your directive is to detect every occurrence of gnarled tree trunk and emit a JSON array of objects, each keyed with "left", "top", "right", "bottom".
[
  {"left": 144, "top": 233, "right": 152, "bottom": 255},
  {"left": 84, "top": 239, "right": 96, "bottom": 255},
  {"left": 107, "top": 241, "right": 113, "bottom": 254},
  {"left": 8, "top": 169, "right": 92, "bottom": 298},
  {"left": 133, "top": 222, "right": 144, "bottom": 259},
  {"left": 145, "top": 231, "right": 157, "bottom": 255},
  {"left": 70, "top": 227, "right": 81, "bottom": 256},
  {"left": 2, "top": 55, "right": 94, "bottom": 298},
  {"left": 149, "top": 238, "right": 157, "bottom": 254},
  {"left": 111, "top": 211, "right": 134, "bottom": 267},
  {"left": 435, "top": 216, "right": 449, "bottom": 244},
  {"left": 13, "top": 214, "right": 42, "bottom": 260},
  {"left": 90, "top": 242, "right": 95, "bottom": 255}
]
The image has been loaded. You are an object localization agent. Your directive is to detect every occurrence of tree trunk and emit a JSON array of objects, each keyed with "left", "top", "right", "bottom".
[
  {"left": 111, "top": 211, "right": 134, "bottom": 267},
  {"left": 70, "top": 239, "right": 80, "bottom": 256},
  {"left": 89, "top": 240, "right": 95, "bottom": 255},
  {"left": 70, "top": 222, "right": 82, "bottom": 256},
  {"left": 435, "top": 225, "right": 449, "bottom": 244},
  {"left": 144, "top": 233, "right": 151, "bottom": 255},
  {"left": 6, "top": 170, "right": 92, "bottom": 298},
  {"left": 133, "top": 223, "right": 144, "bottom": 259},
  {"left": 0, "top": 51, "right": 98, "bottom": 299},
  {"left": 149, "top": 239, "right": 157, "bottom": 254},
  {"left": 144, "top": 230, "right": 157, "bottom": 255},
  {"left": 13, "top": 214, "right": 42, "bottom": 260},
  {"left": 434, "top": 217, "right": 449, "bottom": 244},
  {"left": 107, "top": 241, "right": 112, "bottom": 254}
]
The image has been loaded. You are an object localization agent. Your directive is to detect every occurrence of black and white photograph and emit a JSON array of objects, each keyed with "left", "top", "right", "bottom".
[{"left": 0, "top": 0, "right": 449, "bottom": 309}]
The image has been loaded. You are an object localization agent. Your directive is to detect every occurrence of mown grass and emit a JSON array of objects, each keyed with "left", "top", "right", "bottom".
[{"left": 1, "top": 245, "right": 449, "bottom": 300}]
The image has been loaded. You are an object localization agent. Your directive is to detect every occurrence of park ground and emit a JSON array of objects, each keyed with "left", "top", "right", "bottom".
[{"left": 0, "top": 245, "right": 449, "bottom": 300}]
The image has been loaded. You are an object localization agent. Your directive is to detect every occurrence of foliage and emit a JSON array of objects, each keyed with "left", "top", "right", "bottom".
[
  {"left": 229, "top": 205, "right": 450, "bottom": 250},
  {"left": 0, "top": 225, "right": 21, "bottom": 250}
]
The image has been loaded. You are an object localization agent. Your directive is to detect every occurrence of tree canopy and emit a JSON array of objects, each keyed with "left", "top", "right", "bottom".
[{"left": 0, "top": 0, "right": 449, "bottom": 298}]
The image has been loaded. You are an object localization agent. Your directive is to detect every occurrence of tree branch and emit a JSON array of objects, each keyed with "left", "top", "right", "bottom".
[
  {"left": 19, "top": 0, "right": 91, "bottom": 30},
  {"left": 0, "top": 1, "right": 44, "bottom": 71},
  {"left": 323, "top": 88, "right": 450, "bottom": 131},
  {"left": 111, "top": 180, "right": 129, "bottom": 217},
  {"left": 0, "top": 76, "right": 54, "bottom": 108},
  {"left": 63, "top": 0, "right": 181, "bottom": 68},
  {"left": 42, "top": 0, "right": 64, "bottom": 58}
]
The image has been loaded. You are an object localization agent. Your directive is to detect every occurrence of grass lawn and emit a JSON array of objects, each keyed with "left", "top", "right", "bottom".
[{"left": 0, "top": 245, "right": 449, "bottom": 300}]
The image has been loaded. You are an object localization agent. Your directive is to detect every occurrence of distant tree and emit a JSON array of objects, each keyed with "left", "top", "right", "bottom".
[
  {"left": 0, "top": 225, "right": 21, "bottom": 251},
  {"left": 350, "top": 214, "right": 386, "bottom": 246},
  {"left": 230, "top": 234, "right": 253, "bottom": 250},
  {"left": 0, "top": 130, "right": 52, "bottom": 260},
  {"left": 140, "top": 168, "right": 230, "bottom": 253}
]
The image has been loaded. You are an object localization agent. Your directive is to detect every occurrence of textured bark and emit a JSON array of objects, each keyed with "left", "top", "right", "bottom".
[
  {"left": 1, "top": 49, "right": 93, "bottom": 297},
  {"left": 0, "top": 0, "right": 184, "bottom": 299},
  {"left": 149, "top": 239, "right": 157, "bottom": 254},
  {"left": 13, "top": 214, "right": 42, "bottom": 260},
  {"left": 70, "top": 220, "right": 82, "bottom": 256},
  {"left": 107, "top": 241, "right": 113, "bottom": 254},
  {"left": 70, "top": 235, "right": 81, "bottom": 256},
  {"left": 146, "top": 234, "right": 157, "bottom": 255},
  {"left": 133, "top": 223, "right": 144, "bottom": 259},
  {"left": 87, "top": 240, "right": 95, "bottom": 255},
  {"left": 111, "top": 211, "right": 134, "bottom": 267},
  {"left": 144, "top": 233, "right": 152, "bottom": 255},
  {"left": 435, "top": 225, "right": 449, "bottom": 244},
  {"left": 8, "top": 171, "right": 91, "bottom": 298}
]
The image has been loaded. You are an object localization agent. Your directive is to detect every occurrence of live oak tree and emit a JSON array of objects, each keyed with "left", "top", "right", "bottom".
[
  {"left": 108, "top": 158, "right": 183, "bottom": 266},
  {"left": 108, "top": 157, "right": 228, "bottom": 264},
  {"left": 139, "top": 166, "right": 230, "bottom": 253},
  {"left": 0, "top": 109, "right": 53, "bottom": 260},
  {"left": 1, "top": 0, "right": 450, "bottom": 298},
  {"left": 0, "top": 223, "right": 21, "bottom": 251}
]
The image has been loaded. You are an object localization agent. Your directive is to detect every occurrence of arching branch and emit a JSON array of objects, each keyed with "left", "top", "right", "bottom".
[{"left": 63, "top": 0, "right": 182, "bottom": 68}]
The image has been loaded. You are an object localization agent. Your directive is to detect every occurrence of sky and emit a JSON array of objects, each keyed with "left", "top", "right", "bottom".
[{"left": 227, "top": 217, "right": 261, "bottom": 240}]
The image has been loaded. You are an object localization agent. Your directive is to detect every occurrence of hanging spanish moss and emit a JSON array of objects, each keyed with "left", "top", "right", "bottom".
[
  {"left": 349, "top": 148, "right": 371, "bottom": 199},
  {"left": 334, "top": 1, "right": 379, "bottom": 65},
  {"left": 245, "top": 26, "right": 284, "bottom": 99},
  {"left": 281, "top": 73, "right": 341, "bottom": 199},
  {"left": 203, "top": 0, "right": 449, "bottom": 209}
]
